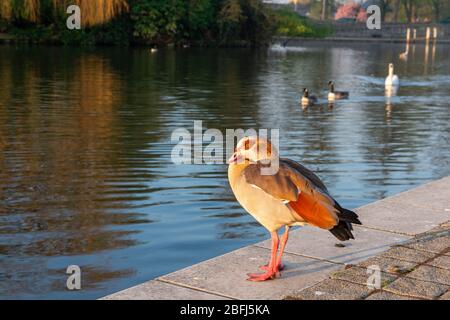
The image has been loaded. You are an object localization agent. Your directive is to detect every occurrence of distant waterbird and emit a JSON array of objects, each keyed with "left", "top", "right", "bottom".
[
  {"left": 327, "top": 81, "right": 349, "bottom": 102},
  {"left": 385, "top": 63, "right": 399, "bottom": 87},
  {"left": 150, "top": 47, "right": 158, "bottom": 53},
  {"left": 399, "top": 49, "right": 409, "bottom": 61},
  {"left": 301, "top": 88, "right": 318, "bottom": 107}
]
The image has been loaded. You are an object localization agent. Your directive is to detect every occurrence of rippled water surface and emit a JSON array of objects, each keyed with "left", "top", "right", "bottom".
[{"left": 0, "top": 43, "right": 449, "bottom": 299}]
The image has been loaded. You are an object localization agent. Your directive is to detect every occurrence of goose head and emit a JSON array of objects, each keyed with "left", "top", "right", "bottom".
[
  {"left": 228, "top": 136, "right": 278, "bottom": 164},
  {"left": 328, "top": 81, "right": 335, "bottom": 93},
  {"left": 388, "top": 63, "right": 395, "bottom": 76},
  {"left": 303, "top": 88, "right": 309, "bottom": 98}
]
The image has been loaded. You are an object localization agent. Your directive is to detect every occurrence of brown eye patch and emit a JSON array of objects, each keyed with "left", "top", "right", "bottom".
[
  {"left": 266, "top": 143, "right": 272, "bottom": 156},
  {"left": 244, "top": 139, "right": 250, "bottom": 150}
]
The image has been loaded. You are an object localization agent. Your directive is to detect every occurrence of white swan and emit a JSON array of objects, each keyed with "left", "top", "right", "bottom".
[
  {"left": 385, "top": 63, "right": 399, "bottom": 87},
  {"left": 385, "top": 85, "right": 398, "bottom": 98}
]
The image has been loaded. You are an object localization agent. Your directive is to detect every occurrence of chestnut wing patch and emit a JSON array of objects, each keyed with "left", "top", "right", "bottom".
[
  {"left": 242, "top": 161, "right": 339, "bottom": 229},
  {"left": 242, "top": 162, "right": 300, "bottom": 202}
]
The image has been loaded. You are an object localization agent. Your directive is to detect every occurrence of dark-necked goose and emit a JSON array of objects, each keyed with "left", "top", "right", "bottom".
[
  {"left": 328, "top": 81, "right": 349, "bottom": 101},
  {"left": 301, "top": 88, "right": 318, "bottom": 106}
]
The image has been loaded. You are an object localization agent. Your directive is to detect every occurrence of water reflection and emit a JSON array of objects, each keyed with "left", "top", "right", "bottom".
[
  {"left": 0, "top": 48, "right": 148, "bottom": 298},
  {"left": 0, "top": 43, "right": 449, "bottom": 299}
]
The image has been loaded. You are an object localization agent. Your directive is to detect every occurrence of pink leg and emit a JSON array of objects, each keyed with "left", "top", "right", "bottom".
[
  {"left": 247, "top": 231, "right": 279, "bottom": 282},
  {"left": 274, "top": 226, "right": 289, "bottom": 276},
  {"left": 259, "top": 262, "right": 285, "bottom": 271},
  {"left": 259, "top": 227, "right": 289, "bottom": 272}
]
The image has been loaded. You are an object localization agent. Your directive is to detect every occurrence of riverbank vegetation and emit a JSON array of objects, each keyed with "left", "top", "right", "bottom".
[
  {"left": 0, "top": 0, "right": 330, "bottom": 47},
  {"left": 274, "top": 8, "right": 332, "bottom": 38}
]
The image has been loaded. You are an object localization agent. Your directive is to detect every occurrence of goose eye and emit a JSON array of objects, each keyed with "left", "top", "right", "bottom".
[{"left": 244, "top": 139, "right": 250, "bottom": 150}]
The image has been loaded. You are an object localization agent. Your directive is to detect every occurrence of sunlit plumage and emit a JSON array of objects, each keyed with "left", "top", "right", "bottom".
[
  {"left": 228, "top": 136, "right": 362, "bottom": 281},
  {"left": 385, "top": 63, "right": 399, "bottom": 87}
]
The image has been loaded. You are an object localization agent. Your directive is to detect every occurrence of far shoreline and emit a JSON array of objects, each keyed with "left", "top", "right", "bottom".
[
  {"left": 2, "top": 32, "right": 450, "bottom": 47},
  {"left": 273, "top": 35, "right": 450, "bottom": 46}
]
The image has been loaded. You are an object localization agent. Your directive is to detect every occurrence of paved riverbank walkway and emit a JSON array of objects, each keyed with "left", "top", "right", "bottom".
[
  {"left": 286, "top": 220, "right": 450, "bottom": 300},
  {"left": 103, "top": 176, "right": 450, "bottom": 300}
]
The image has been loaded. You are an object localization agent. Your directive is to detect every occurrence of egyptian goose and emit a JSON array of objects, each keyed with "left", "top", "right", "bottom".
[
  {"left": 385, "top": 63, "right": 399, "bottom": 87},
  {"left": 328, "top": 81, "right": 349, "bottom": 101},
  {"left": 228, "top": 136, "right": 362, "bottom": 281},
  {"left": 301, "top": 88, "right": 318, "bottom": 106}
]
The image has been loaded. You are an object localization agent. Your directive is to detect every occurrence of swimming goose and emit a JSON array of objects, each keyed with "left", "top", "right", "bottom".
[
  {"left": 228, "top": 136, "right": 362, "bottom": 281},
  {"left": 301, "top": 88, "right": 318, "bottom": 106},
  {"left": 328, "top": 81, "right": 349, "bottom": 101},
  {"left": 385, "top": 63, "right": 399, "bottom": 87}
]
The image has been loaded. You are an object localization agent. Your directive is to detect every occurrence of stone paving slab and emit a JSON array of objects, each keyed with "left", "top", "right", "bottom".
[
  {"left": 383, "top": 277, "right": 448, "bottom": 299},
  {"left": 406, "top": 265, "right": 450, "bottom": 286},
  {"left": 285, "top": 220, "right": 450, "bottom": 300},
  {"left": 380, "top": 246, "right": 437, "bottom": 264},
  {"left": 402, "top": 231, "right": 450, "bottom": 255},
  {"left": 426, "top": 255, "right": 450, "bottom": 270},
  {"left": 357, "top": 256, "right": 417, "bottom": 275},
  {"left": 255, "top": 226, "right": 409, "bottom": 265},
  {"left": 329, "top": 266, "right": 397, "bottom": 287},
  {"left": 159, "top": 246, "right": 340, "bottom": 300},
  {"left": 356, "top": 177, "right": 450, "bottom": 235},
  {"left": 285, "top": 279, "right": 373, "bottom": 300},
  {"left": 365, "top": 291, "right": 417, "bottom": 300},
  {"left": 102, "top": 280, "right": 227, "bottom": 300},
  {"left": 439, "top": 291, "right": 450, "bottom": 300}
]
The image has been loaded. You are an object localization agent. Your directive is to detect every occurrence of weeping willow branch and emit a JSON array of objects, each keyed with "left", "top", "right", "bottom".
[
  {"left": 53, "top": 0, "right": 129, "bottom": 27},
  {"left": 0, "top": 0, "right": 129, "bottom": 26},
  {"left": 0, "top": 0, "right": 13, "bottom": 21}
]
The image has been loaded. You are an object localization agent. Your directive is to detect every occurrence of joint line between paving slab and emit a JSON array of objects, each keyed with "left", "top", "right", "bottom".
[
  {"left": 416, "top": 249, "right": 450, "bottom": 259},
  {"left": 354, "top": 224, "right": 415, "bottom": 236},
  {"left": 381, "top": 288, "right": 431, "bottom": 300},
  {"left": 396, "top": 244, "right": 450, "bottom": 259},
  {"left": 156, "top": 278, "right": 239, "bottom": 300},
  {"left": 370, "top": 288, "right": 428, "bottom": 300}
]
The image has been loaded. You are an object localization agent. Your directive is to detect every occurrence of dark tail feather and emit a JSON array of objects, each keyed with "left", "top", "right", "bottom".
[
  {"left": 330, "top": 221, "right": 355, "bottom": 241},
  {"left": 338, "top": 208, "right": 362, "bottom": 225},
  {"left": 329, "top": 207, "right": 362, "bottom": 241}
]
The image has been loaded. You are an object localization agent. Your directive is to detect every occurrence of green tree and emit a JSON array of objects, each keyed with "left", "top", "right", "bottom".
[
  {"left": 217, "top": 0, "right": 273, "bottom": 45},
  {"left": 130, "top": 0, "right": 185, "bottom": 43},
  {"left": 217, "top": 0, "right": 244, "bottom": 43},
  {"left": 428, "top": 0, "right": 443, "bottom": 21},
  {"left": 186, "top": 0, "right": 214, "bottom": 35},
  {"left": 402, "top": 0, "right": 416, "bottom": 22}
]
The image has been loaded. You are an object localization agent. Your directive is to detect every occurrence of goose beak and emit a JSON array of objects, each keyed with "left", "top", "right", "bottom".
[{"left": 228, "top": 152, "right": 239, "bottom": 164}]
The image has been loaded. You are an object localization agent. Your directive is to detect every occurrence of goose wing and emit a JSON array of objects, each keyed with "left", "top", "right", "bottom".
[{"left": 242, "top": 159, "right": 339, "bottom": 229}]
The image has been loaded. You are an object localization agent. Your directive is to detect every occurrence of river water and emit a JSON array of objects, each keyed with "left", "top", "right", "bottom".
[{"left": 0, "top": 42, "right": 449, "bottom": 299}]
